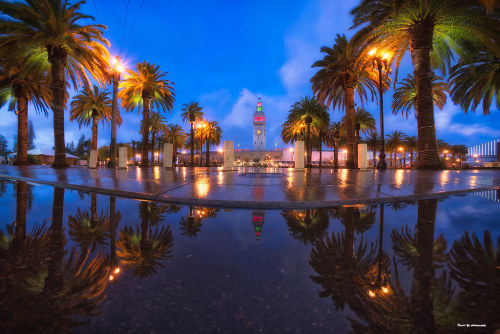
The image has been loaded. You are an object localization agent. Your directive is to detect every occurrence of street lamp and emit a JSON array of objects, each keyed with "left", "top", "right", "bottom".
[
  {"left": 369, "top": 48, "right": 391, "bottom": 170},
  {"left": 197, "top": 121, "right": 206, "bottom": 167},
  {"left": 189, "top": 114, "right": 196, "bottom": 167},
  {"left": 109, "top": 56, "right": 124, "bottom": 168}
]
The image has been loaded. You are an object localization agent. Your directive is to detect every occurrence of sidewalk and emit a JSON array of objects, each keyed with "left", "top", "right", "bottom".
[{"left": 1, "top": 165, "right": 499, "bottom": 209}]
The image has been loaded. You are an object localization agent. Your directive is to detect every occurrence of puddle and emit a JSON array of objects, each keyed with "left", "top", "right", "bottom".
[{"left": 0, "top": 179, "right": 498, "bottom": 333}]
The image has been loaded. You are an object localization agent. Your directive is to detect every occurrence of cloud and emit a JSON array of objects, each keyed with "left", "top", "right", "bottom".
[{"left": 222, "top": 89, "right": 257, "bottom": 128}]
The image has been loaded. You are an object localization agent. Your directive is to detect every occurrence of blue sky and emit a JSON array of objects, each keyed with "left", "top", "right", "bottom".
[{"left": 1, "top": 0, "right": 499, "bottom": 151}]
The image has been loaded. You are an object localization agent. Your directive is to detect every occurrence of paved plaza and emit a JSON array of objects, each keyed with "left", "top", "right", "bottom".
[{"left": 1, "top": 165, "right": 499, "bottom": 209}]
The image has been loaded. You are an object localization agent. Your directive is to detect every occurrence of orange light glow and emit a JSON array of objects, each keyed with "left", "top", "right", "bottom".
[
  {"left": 116, "top": 64, "right": 125, "bottom": 73},
  {"left": 217, "top": 148, "right": 223, "bottom": 154},
  {"left": 342, "top": 149, "right": 347, "bottom": 154},
  {"left": 114, "top": 267, "right": 120, "bottom": 274},
  {"left": 368, "top": 48, "right": 377, "bottom": 56},
  {"left": 289, "top": 148, "right": 294, "bottom": 153},
  {"left": 368, "top": 290, "right": 375, "bottom": 297},
  {"left": 382, "top": 52, "right": 390, "bottom": 60},
  {"left": 398, "top": 147, "right": 403, "bottom": 151},
  {"left": 109, "top": 275, "right": 114, "bottom": 281},
  {"left": 443, "top": 150, "right": 449, "bottom": 154},
  {"left": 382, "top": 287, "right": 389, "bottom": 294},
  {"left": 111, "top": 57, "right": 118, "bottom": 65}
]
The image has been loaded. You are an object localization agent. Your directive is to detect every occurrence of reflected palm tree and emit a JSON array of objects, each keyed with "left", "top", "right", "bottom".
[
  {"left": 117, "top": 201, "right": 174, "bottom": 278},
  {"left": 1, "top": 187, "right": 109, "bottom": 333},
  {"left": 68, "top": 208, "right": 110, "bottom": 252},
  {"left": 282, "top": 209, "right": 329, "bottom": 245},
  {"left": 310, "top": 206, "right": 380, "bottom": 310},
  {"left": 449, "top": 230, "right": 500, "bottom": 329},
  {"left": 179, "top": 206, "right": 219, "bottom": 238}
]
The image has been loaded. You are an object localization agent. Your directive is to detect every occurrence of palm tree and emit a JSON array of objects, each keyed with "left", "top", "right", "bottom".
[
  {"left": 325, "top": 121, "right": 344, "bottom": 168},
  {"left": 162, "top": 124, "right": 186, "bottom": 166},
  {"left": 342, "top": 107, "right": 376, "bottom": 164},
  {"left": 449, "top": 51, "right": 499, "bottom": 115},
  {"left": 286, "top": 96, "right": 330, "bottom": 168},
  {"left": 119, "top": 61, "right": 175, "bottom": 167},
  {"left": 70, "top": 85, "right": 122, "bottom": 151},
  {"left": 392, "top": 74, "right": 450, "bottom": 120},
  {"left": 386, "top": 131, "right": 407, "bottom": 168},
  {"left": 311, "top": 34, "right": 378, "bottom": 169},
  {"left": 68, "top": 207, "right": 110, "bottom": 252},
  {"left": 451, "top": 144, "right": 468, "bottom": 167},
  {"left": 0, "top": 48, "right": 51, "bottom": 165},
  {"left": 0, "top": 0, "right": 111, "bottom": 168},
  {"left": 196, "top": 120, "right": 222, "bottom": 167},
  {"left": 405, "top": 136, "right": 418, "bottom": 167},
  {"left": 140, "top": 111, "right": 168, "bottom": 164},
  {"left": 364, "top": 130, "right": 379, "bottom": 168},
  {"left": 181, "top": 101, "right": 204, "bottom": 166},
  {"left": 350, "top": 0, "right": 497, "bottom": 170}
]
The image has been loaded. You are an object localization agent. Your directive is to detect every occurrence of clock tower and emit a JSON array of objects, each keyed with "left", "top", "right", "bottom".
[{"left": 253, "top": 94, "right": 266, "bottom": 150}]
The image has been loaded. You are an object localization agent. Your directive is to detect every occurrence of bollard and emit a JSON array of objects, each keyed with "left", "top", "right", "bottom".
[
  {"left": 118, "top": 147, "right": 128, "bottom": 169},
  {"left": 224, "top": 141, "right": 234, "bottom": 169},
  {"left": 358, "top": 143, "right": 367, "bottom": 169},
  {"left": 163, "top": 143, "right": 173, "bottom": 169},
  {"left": 295, "top": 141, "right": 304, "bottom": 169},
  {"left": 89, "top": 150, "right": 97, "bottom": 169}
]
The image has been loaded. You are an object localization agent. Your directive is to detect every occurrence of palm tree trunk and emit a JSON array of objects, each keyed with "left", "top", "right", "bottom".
[
  {"left": 373, "top": 150, "right": 377, "bottom": 169},
  {"left": 90, "top": 193, "right": 97, "bottom": 228},
  {"left": 334, "top": 144, "right": 339, "bottom": 169},
  {"left": 205, "top": 140, "right": 210, "bottom": 167},
  {"left": 13, "top": 86, "right": 29, "bottom": 165},
  {"left": 190, "top": 124, "right": 195, "bottom": 167},
  {"left": 151, "top": 132, "right": 156, "bottom": 166},
  {"left": 139, "top": 201, "right": 151, "bottom": 252},
  {"left": 344, "top": 86, "right": 356, "bottom": 169},
  {"left": 48, "top": 47, "right": 69, "bottom": 168},
  {"left": 409, "top": 21, "right": 442, "bottom": 170},
  {"left": 91, "top": 114, "right": 98, "bottom": 151},
  {"left": 319, "top": 132, "right": 323, "bottom": 168},
  {"left": 141, "top": 97, "right": 151, "bottom": 167},
  {"left": 109, "top": 196, "right": 117, "bottom": 268},
  {"left": 410, "top": 198, "right": 437, "bottom": 333}
]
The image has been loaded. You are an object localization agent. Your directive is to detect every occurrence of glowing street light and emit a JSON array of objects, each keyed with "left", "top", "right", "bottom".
[
  {"left": 109, "top": 55, "right": 124, "bottom": 168},
  {"left": 368, "top": 48, "right": 391, "bottom": 169}
]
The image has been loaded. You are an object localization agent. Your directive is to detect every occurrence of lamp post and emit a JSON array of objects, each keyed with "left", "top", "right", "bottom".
[
  {"left": 109, "top": 56, "right": 124, "bottom": 168},
  {"left": 190, "top": 114, "right": 195, "bottom": 167},
  {"left": 369, "top": 48, "right": 390, "bottom": 170}
]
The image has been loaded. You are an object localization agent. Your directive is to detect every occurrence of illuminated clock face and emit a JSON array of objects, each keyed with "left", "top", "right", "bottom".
[{"left": 256, "top": 129, "right": 263, "bottom": 135}]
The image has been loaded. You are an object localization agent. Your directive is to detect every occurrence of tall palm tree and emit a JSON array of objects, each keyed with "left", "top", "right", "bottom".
[
  {"left": 386, "top": 130, "right": 407, "bottom": 168},
  {"left": 140, "top": 110, "right": 168, "bottom": 164},
  {"left": 311, "top": 34, "right": 378, "bottom": 169},
  {"left": 350, "top": 0, "right": 498, "bottom": 170},
  {"left": 364, "top": 130, "right": 379, "bottom": 168},
  {"left": 392, "top": 73, "right": 449, "bottom": 120},
  {"left": 162, "top": 124, "right": 186, "bottom": 166},
  {"left": 451, "top": 144, "right": 468, "bottom": 167},
  {"left": 342, "top": 107, "right": 376, "bottom": 163},
  {"left": 0, "top": 0, "right": 111, "bottom": 168},
  {"left": 286, "top": 96, "right": 330, "bottom": 168},
  {"left": 180, "top": 101, "right": 204, "bottom": 166},
  {"left": 119, "top": 61, "right": 175, "bottom": 167},
  {"left": 325, "top": 121, "right": 344, "bottom": 168},
  {"left": 70, "top": 85, "right": 122, "bottom": 151},
  {"left": 196, "top": 120, "right": 222, "bottom": 167},
  {"left": 68, "top": 207, "right": 110, "bottom": 252},
  {"left": 0, "top": 48, "right": 51, "bottom": 165},
  {"left": 405, "top": 136, "right": 418, "bottom": 167},
  {"left": 449, "top": 51, "right": 500, "bottom": 115}
]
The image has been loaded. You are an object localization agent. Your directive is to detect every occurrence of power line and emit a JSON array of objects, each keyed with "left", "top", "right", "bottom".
[
  {"left": 119, "top": 0, "right": 131, "bottom": 56},
  {"left": 123, "top": 0, "right": 146, "bottom": 54},
  {"left": 91, "top": 0, "right": 101, "bottom": 24}
]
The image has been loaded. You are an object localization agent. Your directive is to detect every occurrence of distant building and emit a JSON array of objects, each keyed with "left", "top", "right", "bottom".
[
  {"left": 253, "top": 94, "right": 266, "bottom": 150},
  {"left": 25, "top": 148, "right": 83, "bottom": 166},
  {"left": 468, "top": 139, "right": 500, "bottom": 164}
]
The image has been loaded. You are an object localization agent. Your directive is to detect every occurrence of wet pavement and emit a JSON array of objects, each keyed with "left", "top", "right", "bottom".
[{"left": 1, "top": 165, "right": 500, "bottom": 208}]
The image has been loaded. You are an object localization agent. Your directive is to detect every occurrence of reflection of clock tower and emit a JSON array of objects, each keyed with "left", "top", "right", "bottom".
[{"left": 253, "top": 94, "right": 266, "bottom": 150}]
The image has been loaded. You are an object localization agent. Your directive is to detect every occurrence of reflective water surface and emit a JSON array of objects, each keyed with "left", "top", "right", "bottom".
[{"left": 0, "top": 179, "right": 498, "bottom": 333}]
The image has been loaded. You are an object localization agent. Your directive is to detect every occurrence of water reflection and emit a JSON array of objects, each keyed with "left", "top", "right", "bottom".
[
  {"left": 117, "top": 201, "right": 174, "bottom": 278},
  {"left": 0, "top": 180, "right": 498, "bottom": 332}
]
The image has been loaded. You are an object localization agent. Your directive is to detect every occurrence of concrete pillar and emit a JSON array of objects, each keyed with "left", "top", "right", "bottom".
[
  {"left": 224, "top": 141, "right": 234, "bottom": 169},
  {"left": 163, "top": 143, "right": 173, "bottom": 169},
  {"left": 358, "top": 144, "right": 367, "bottom": 169},
  {"left": 89, "top": 150, "right": 97, "bottom": 169},
  {"left": 118, "top": 146, "right": 128, "bottom": 169},
  {"left": 295, "top": 141, "right": 304, "bottom": 169}
]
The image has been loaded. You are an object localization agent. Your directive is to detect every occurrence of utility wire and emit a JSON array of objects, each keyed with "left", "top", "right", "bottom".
[
  {"left": 91, "top": 0, "right": 101, "bottom": 24},
  {"left": 119, "top": 0, "right": 131, "bottom": 57},
  {"left": 123, "top": 0, "right": 146, "bottom": 54}
]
